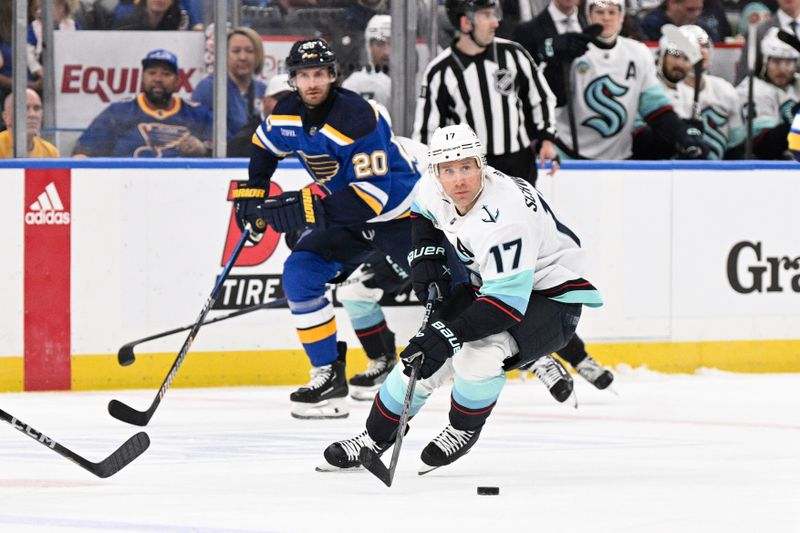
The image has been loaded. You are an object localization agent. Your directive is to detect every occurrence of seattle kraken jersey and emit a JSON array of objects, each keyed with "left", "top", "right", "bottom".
[
  {"left": 411, "top": 166, "right": 602, "bottom": 315},
  {"left": 251, "top": 88, "right": 420, "bottom": 225},
  {"left": 341, "top": 67, "right": 392, "bottom": 110},
  {"left": 73, "top": 94, "right": 212, "bottom": 157},
  {"left": 670, "top": 76, "right": 745, "bottom": 159},
  {"left": 557, "top": 37, "right": 672, "bottom": 160},
  {"left": 736, "top": 76, "right": 800, "bottom": 138}
]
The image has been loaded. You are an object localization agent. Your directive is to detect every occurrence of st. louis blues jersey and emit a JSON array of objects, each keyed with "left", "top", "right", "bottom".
[
  {"left": 73, "top": 94, "right": 212, "bottom": 157},
  {"left": 250, "top": 87, "right": 420, "bottom": 226},
  {"left": 667, "top": 76, "right": 745, "bottom": 159},
  {"left": 788, "top": 109, "right": 800, "bottom": 161},
  {"left": 557, "top": 37, "right": 672, "bottom": 160},
  {"left": 412, "top": 166, "right": 602, "bottom": 320}
]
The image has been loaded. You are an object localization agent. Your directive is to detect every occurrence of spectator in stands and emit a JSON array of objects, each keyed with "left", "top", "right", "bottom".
[
  {"left": 227, "top": 73, "right": 292, "bottom": 157},
  {"left": 192, "top": 27, "right": 266, "bottom": 140},
  {"left": 735, "top": 2, "right": 771, "bottom": 43},
  {"left": 735, "top": 0, "right": 800, "bottom": 84},
  {"left": 0, "top": 1, "right": 13, "bottom": 109},
  {"left": 512, "top": 0, "right": 590, "bottom": 107},
  {"left": 27, "top": 0, "right": 80, "bottom": 93},
  {"left": 330, "top": 0, "right": 386, "bottom": 76},
  {"left": 73, "top": 49, "right": 211, "bottom": 157},
  {"left": 73, "top": 0, "right": 115, "bottom": 30},
  {"left": 0, "top": 89, "right": 59, "bottom": 158},
  {"left": 640, "top": 0, "right": 721, "bottom": 42},
  {"left": 342, "top": 14, "right": 392, "bottom": 109},
  {"left": 112, "top": 0, "right": 190, "bottom": 31},
  {"left": 696, "top": 0, "right": 730, "bottom": 42},
  {"left": 736, "top": 27, "right": 800, "bottom": 159}
]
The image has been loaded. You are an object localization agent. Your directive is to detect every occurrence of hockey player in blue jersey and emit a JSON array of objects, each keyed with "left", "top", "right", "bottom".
[
  {"left": 234, "top": 39, "right": 425, "bottom": 419},
  {"left": 72, "top": 49, "right": 211, "bottom": 158}
]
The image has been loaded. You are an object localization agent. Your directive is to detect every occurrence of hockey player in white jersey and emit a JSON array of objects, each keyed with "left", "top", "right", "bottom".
[
  {"left": 643, "top": 25, "right": 744, "bottom": 159},
  {"left": 341, "top": 14, "right": 392, "bottom": 110},
  {"left": 319, "top": 124, "right": 603, "bottom": 473},
  {"left": 556, "top": 0, "right": 706, "bottom": 160},
  {"left": 736, "top": 27, "right": 800, "bottom": 160}
]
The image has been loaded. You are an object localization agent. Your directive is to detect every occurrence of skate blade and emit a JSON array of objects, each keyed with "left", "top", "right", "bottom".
[
  {"left": 606, "top": 383, "right": 619, "bottom": 396},
  {"left": 349, "top": 385, "right": 379, "bottom": 401},
  {"left": 417, "top": 461, "right": 440, "bottom": 476},
  {"left": 291, "top": 397, "right": 349, "bottom": 419},
  {"left": 315, "top": 462, "right": 363, "bottom": 473},
  {"left": 565, "top": 390, "right": 579, "bottom": 409}
]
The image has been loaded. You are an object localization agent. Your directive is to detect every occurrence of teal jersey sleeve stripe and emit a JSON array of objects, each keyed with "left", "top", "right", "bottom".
[
  {"left": 550, "top": 289, "right": 604, "bottom": 308},
  {"left": 479, "top": 270, "right": 535, "bottom": 314},
  {"left": 639, "top": 85, "right": 671, "bottom": 118}
]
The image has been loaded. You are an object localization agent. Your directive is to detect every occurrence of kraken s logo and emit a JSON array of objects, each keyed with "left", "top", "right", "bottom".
[
  {"left": 780, "top": 99, "right": 797, "bottom": 123},
  {"left": 581, "top": 75, "right": 629, "bottom": 138},
  {"left": 700, "top": 106, "right": 728, "bottom": 160}
]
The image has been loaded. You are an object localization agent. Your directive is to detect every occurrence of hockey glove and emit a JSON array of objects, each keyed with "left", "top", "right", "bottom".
[
  {"left": 408, "top": 245, "right": 451, "bottom": 303},
  {"left": 231, "top": 182, "right": 268, "bottom": 243},
  {"left": 675, "top": 121, "right": 708, "bottom": 160},
  {"left": 400, "top": 320, "right": 462, "bottom": 380},
  {"left": 363, "top": 254, "right": 411, "bottom": 294},
  {"left": 261, "top": 189, "right": 326, "bottom": 234},
  {"left": 538, "top": 30, "right": 596, "bottom": 62}
]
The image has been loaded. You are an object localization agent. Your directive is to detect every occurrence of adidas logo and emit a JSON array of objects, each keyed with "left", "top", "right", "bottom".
[{"left": 25, "top": 182, "right": 70, "bottom": 225}]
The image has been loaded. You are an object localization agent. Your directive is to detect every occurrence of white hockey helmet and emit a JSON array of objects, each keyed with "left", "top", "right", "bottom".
[
  {"left": 427, "top": 124, "right": 486, "bottom": 177},
  {"left": 681, "top": 24, "right": 712, "bottom": 67},
  {"left": 761, "top": 27, "right": 800, "bottom": 60},
  {"left": 365, "top": 14, "right": 392, "bottom": 43},
  {"left": 586, "top": 0, "right": 625, "bottom": 16}
]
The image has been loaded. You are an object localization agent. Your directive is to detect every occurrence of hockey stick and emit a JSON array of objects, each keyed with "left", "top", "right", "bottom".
[
  {"left": 0, "top": 408, "right": 150, "bottom": 478},
  {"left": 745, "top": 24, "right": 757, "bottom": 159},
  {"left": 359, "top": 284, "right": 439, "bottom": 487},
  {"left": 117, "top": 273, "right": 370, "bottom": 366},
  {"left": 108, "top": 228, "right": 252, "bottom": 427},
  {"left": 661, "top": 24, "right": 703, "bottom": 121},
  {"left": 777, "top": 29, "right": 800, "bottom": 54}
]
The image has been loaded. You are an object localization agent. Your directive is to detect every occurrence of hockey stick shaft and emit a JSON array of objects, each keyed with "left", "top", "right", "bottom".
[
  {"left": 563, "top": 62, "right": 580, "bottom": 156},
  {"left": 745, "top": 24, "right": 757, "bottom": 159},
  {"left": 108, "top": 228, "right": 251, "bottom": 426},
  {"left": 360, "top": 285, "right": 439, "bottom": 487},
  {"left": 0, "top": 408, "right": 150, "bottom": 478},
  {"left": 117, "top": 274, "right": 369, "bottom": 366}
]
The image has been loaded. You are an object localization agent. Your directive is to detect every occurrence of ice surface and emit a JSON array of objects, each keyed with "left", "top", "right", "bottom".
[{"left": 1, "top": 371, "right": 799, "bottom": 533}]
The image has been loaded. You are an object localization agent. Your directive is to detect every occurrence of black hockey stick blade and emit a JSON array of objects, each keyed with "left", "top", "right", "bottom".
[
  {"left": 87, "top": 432, "right": 151, "bottom": 478},
  {"left": 359, "top": 446, "right": 392, "bottom": 487},
  {"left": 108, "top": 398, "right": 155, "bottom": 427},
  {"left": 778, "top": 29, "right": 800, "bottom": 54}
]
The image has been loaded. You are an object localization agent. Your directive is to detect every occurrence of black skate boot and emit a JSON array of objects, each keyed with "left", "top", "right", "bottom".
[
  {"left": 316, "top": 430, "right": 393, "bottom": 472},
  {"left": 349, "top": 353, "right": 396, "bottom": 401},
  {"left": 531, "top": 354, "right": 577, "bottom": 407},
  {"left": 574, "top": 355, "right": 614, "bottom": 390},
  {"left": 419, "top": 424, "right": 482, "bottom": 475},
  {"left": 290, "top": 342, "right": 349, "bottom": 419}
]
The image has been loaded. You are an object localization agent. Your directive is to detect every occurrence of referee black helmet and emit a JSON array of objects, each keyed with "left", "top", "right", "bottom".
[{"left": 445, "top": 0, "right": 498, "bottom": 29}]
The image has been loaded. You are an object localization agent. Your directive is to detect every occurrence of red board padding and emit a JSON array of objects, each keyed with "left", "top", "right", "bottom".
[{"left": 24, "top": 168, "right": 71, "bottom": 391}]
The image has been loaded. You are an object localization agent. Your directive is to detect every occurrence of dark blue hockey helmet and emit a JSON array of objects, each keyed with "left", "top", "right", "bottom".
[{"left": 286, "top": 39, "right": 337, "bottom": 78}]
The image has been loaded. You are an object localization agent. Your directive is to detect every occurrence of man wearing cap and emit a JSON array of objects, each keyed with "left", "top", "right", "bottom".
[
  {"left": 73, "top": 48, "right": 211, "bottom": 157},
  {"left": 227, "top": 73, "right": 292, "bottom": 158}
]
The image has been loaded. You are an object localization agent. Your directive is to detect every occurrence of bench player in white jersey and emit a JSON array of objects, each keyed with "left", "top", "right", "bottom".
[
  {"left": 319, "top": 124, "right": 604, "bottom": 473},
  {"left": 341, "top": 14, "right": 392, "bottom": 111},
  {"left": 641, "top": 25, "right": 744, "bottom": 160},
  {"left": 737, "top": 27, "right": 800, "bottom": 160},
  {"left": 555, "top": 0, "right": 706, "bottom": 160}
]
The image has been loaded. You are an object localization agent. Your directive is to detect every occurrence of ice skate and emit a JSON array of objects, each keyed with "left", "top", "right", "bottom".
[
  {"left": 349, "top": 352, "right": 396, "bottom": 401},
  {"left": 531, "top": 354, "right": 577, "bottom": 408},
  {"left": 419, "top": 424, "right": 482, "bottom": 475},
  {"left": 574, "top": 355, "right": 616, "bottom": 392},
  {"left": 290, "top": 342, "right": 349, "bottom": 419},
  {"left": 316, "top": 430, "right": 392, "bottom": 472}
]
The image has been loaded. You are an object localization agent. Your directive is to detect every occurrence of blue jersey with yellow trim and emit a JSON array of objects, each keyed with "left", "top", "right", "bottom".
[
  {"left": 249, "top": 88, "right": 420, "bottom": 225},
  {"left": 73, "top": 94, "right": 212, "bottom": 157}
]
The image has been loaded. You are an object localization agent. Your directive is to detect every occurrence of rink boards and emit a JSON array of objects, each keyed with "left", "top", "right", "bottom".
[{"left": 0, "top": 159, "right": 798, "bottom": 392}]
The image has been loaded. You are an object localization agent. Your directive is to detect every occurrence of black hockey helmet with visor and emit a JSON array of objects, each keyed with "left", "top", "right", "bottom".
[{"left": 286, "top": 39, "right": 337, "bottom": 81}]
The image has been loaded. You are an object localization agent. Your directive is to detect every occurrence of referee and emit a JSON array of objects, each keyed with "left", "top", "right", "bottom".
[{"left": 412, "top": 0, "right": 559, "bottom": 185}]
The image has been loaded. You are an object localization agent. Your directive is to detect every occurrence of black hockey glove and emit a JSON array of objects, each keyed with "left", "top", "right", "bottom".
[
  {"left": 231, "top": 181, "right": 268, "bottom": 243},
  {"left": 408, "top": 245, "right": 451, "bottom": 303},
  {"left": 675, "top": 121, "right": 708, "bottom": 160},
  {"left": 539, "top": 32, "right": 593, "bottom": 62},
  {"left": 400, "top": 320, "right": 462, "bottom": 380},
  {"left": 363, "top": 254, "right": 411, "bottom": 294},
  {"left": 261, "top": 189, "right": 326, "bottom": 234}
]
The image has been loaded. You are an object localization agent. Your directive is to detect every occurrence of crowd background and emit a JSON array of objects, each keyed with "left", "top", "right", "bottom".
[{"left": 0, "top": 0, "right": 795, "bottom": 160}]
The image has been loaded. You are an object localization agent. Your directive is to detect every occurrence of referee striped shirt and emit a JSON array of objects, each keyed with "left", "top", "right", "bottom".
[{"left": 412, "top": 37, "right": 557, "bottom": 157}]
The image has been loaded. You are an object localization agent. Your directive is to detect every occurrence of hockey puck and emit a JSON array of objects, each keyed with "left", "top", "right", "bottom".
[{"left": 477, "top": 486, "right": 499, "bottom": 495}]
